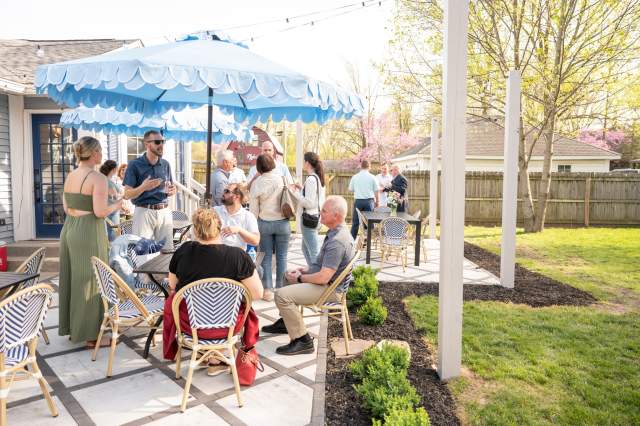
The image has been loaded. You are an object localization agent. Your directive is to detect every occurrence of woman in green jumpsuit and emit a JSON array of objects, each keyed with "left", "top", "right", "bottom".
[{"left": 59, "top": 136, "right": 122, "bottom": 347}]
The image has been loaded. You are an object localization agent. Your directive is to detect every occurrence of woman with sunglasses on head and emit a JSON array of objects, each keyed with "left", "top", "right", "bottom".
[{"left": 122, "top": 130, "right": 176, "bottom": 250}]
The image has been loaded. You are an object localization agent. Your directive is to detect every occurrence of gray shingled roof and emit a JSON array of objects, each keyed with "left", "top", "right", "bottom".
[
  {"left": 0, "top": 39, "right": 132, "bottom": 87},
  {"left": 395, "top": 118, "right": 619, "bottom": 159}
]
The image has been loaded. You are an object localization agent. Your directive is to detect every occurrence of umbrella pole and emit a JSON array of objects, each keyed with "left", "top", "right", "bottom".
[{"left": 204, "top": 87, "right": 214, "bottom": 206}]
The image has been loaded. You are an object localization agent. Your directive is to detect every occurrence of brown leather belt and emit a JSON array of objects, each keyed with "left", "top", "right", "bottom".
[{"left": 137, "top": 203, "right": 168, "bottom": 210}]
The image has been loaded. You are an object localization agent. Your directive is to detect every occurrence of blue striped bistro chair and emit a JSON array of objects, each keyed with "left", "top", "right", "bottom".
[
  {"left": 119, "top": 219, "right": 134, "bottom": 236},
  {"left": 379, "top": 217, "right": 410, "bottom": 272},
  {"left": 299, "top": 251, "right": 361, "bottom": 355},
  {"left": 0, "top": 284, "right": 57, "bottom": 424},
  {"left": 356, "top": 209, "right": 379, "bottom": 252},
  {"left": 14, "top": 248, "right": 49, "bottom": 344},
  {"left": 172, "top": 279, "right": 252, "bottom": 412},
  {"left": 105, "top": 217, "right": 122, "bottom": 239},
  {"left": 90, "top": 257, "right": 164, "bottom": 378},
  {"left": 171, "top": 210, "right": 192, "bottom": 246},
  {"left": 126, "top": 244, "right": 170, "bottom": 296}
]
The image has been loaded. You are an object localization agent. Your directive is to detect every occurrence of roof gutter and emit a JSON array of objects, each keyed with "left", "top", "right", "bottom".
[{"left": 0, "top": 78, "right": 27, "bottom": 95}]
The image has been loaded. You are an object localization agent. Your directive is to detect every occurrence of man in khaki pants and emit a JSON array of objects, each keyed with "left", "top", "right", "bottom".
[{"left": 262, "top": 196, "right": 355, "bottom": 355}]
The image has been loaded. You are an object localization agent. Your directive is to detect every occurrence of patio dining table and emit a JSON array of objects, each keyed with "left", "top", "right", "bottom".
[
  {"left": 0, "top": 272, "right": 40, "bottom": 298},
  {"left": 361, "top": 211, "right": 422, "bottom": 266}
]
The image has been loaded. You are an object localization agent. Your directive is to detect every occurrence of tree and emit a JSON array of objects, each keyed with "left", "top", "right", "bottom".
[{"left": 383, "top": 0, "right": 640, "bottom": 232}]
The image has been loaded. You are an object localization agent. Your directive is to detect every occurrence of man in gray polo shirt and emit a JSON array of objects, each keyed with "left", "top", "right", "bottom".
[{"left": 262, "top": 196, "right": 355, "bottom": 355}]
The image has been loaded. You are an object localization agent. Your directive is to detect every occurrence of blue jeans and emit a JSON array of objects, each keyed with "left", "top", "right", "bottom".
[
  {"left": 351, "top": 198, "right": 374, "bottom": 239},
  {"left": 258, "top": 219, "right": 291, "bottom": 290},
  {"left": 106, "top": 210, "right": 120, "bottom": 242},
  {"left": 301, "top": 224, "right": 319, "bottom": 266}
]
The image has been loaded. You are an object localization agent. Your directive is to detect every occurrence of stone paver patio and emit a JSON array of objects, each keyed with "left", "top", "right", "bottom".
[{"left": 7, "top": 235, "right": 497, "bottom": 425}]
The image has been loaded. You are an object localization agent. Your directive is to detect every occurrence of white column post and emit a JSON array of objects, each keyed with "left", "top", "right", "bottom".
[
  {"left": 500, "top": 70, "right": 521, "bottom": 288},
  {"left": 438, "top": 0, "right": 470, "bottom": 381},
  {"left": 429, "top": 119, "right": 439, "bottom": 239},
  {"left": 295, "top": 120, "right": 303, "bottom": 184}
]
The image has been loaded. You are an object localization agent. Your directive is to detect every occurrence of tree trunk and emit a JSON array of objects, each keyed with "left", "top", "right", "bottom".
[
  {"left": 517, "top": 118, "right": 536, "bottom": 231},
  {"left": 533, "top": 111, "right": 556, "bottom": 232}
]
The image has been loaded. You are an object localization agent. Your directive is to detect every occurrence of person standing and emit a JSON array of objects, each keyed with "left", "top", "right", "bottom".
[
  {"left": 99, "top": 160, "right": 122, "bottom": 242},
  {"left": 291, "top": 152, "right": 325, "bottom": 266},
  {"left": 115, "top": 163, "right": 133, "bottom": 219},
  {"left": 210, "top": 150, "right": 245, "bottom": 206},
  {"left": 214, "top": 183, "right": 260, "bottom": 251},
  {"left": 123, "top": 130, "right": 176, "bottom": 249},
  {"left": 250, "top": 154, "right": 291, "bottom": 301},
  {"left": 230, "top": 156, "right": 247, "bottom": 184},
  {"left": 247, "top": 140, "right": 292, "bottom": 189},
  {"left": 376, "top": 163, "right": 393, "bottom": 208},
  {"left": 348, "top": 160, "right": 379, "bottom": 239},
  {"left": 384, "top": 164, "right": 409, "bottom": 212},
  {"left": 59, "top": 136, "right": 122, "bottom": 347}
]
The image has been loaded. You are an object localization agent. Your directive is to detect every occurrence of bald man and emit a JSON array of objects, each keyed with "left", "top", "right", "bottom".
[{"left": 247, "top": 140, "right": 293, "bottom": 188}]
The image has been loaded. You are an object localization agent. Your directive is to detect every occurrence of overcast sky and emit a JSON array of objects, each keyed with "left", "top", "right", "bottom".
[{"left": 1, "top": 0, "right": 394, "bottom": 92}]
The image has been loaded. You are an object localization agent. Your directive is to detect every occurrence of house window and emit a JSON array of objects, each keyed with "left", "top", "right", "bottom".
[
  {"left": 127, "top": 137, "right": 145, "bottom": 162},
  {"left": 557, "top": 164, "right": 571, "bottom": 173}
]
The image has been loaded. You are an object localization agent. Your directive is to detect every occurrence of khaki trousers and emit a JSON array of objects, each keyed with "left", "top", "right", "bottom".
[
  {"left": 275, "top": 281, "right": 338, "bottom": 340},
  {"left": 133, "top": 207, "right": 174, "bottom": 250}
]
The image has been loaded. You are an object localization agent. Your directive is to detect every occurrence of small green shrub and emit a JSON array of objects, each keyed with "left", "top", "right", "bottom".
[
  {"left": 353, "top": 265, "right": 378, "bottom": 279},
  {"left": 355, "top": 371, "right": 420, "bottom": 418},
  {"left": 348, "top": 272, "right": 379, "bottom": 307},
  {"left": 373, "top": 407, "right": 431, "bottom": 426},
  {"left": 349, "top": 343, "right": 410, "bottom": 381},
  {"left": 357, "top": 296, "right": 388, "bottom": 325}
]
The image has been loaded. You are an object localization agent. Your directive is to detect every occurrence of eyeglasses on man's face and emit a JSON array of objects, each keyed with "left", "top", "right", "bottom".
[{"left": 147, "top": 139, "right": 165, "bottom": 145}]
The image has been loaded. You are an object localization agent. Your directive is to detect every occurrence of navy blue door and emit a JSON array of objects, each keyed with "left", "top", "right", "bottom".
[{"left": 32, "top": 115, "right": 77, "bottom": 238}]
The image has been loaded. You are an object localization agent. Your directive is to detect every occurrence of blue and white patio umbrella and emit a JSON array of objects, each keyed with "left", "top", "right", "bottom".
[
  {"left": 34, "top": 30, "right": 365, "bottom": 201},
  {"left": 60, "top": 105, "right": 252, "bottom": 143}
]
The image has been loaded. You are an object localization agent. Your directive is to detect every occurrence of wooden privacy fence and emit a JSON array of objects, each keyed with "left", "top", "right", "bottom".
[{"left": 192, "top": 166, "right": 640, "bottom": 225}]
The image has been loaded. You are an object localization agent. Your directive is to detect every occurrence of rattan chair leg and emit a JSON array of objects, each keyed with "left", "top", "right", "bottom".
[
  {"left": 229, "top": 350, "right": 244, "bottom": 407},
  {"left": 175, "top": 345, "right": 183, "bottom": 379},
  {"left": 0, "top": 355, "right": 6, "bottom": 426},
  {"left": 342, "top": 309, "right": 351, "bottom": 355},
  {"left": 106, "top": 324, "right": 118, "bottom": 377},
  {"left": 41, "top": 327, "right": 50, "bottom": 345},
  {"left": 31, "top": 360, "right": 58, "bottom": 417},
  {"left": 344, "top": 306, "right": 354, "bottom": 339},
  {"left": 92, "top": 317, "right": 108, "bottom": 361},
  {"left": 181, "top": 350, "right": 198, "bottom": 412}
]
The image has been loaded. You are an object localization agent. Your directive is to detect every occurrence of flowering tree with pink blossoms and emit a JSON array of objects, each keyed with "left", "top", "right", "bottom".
[
  {"left": 578, "top": 129, "right": 628, "bottom": 152},
  {"left": 345, "top": 112, "right": 420, "bottom": 167}
]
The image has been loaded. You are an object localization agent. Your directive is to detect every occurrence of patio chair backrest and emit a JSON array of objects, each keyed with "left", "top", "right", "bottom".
[
  {"left": 91, "top": 257, "right": 121, "bottom": 306},
  {"left": 126, "top": 243, "right": 140, "bottom": 268},
  {"left": 172, "top": 210, "right": 189, "bottom": 222},
  {"left": 181, "top": 280, "right": 248, "bottom": 329},
  {"left": 374, "top": 206, "right": 391, "bottom": 213},
  {"left": 316, "top": 250, "right": 361, "bottom": 305},
  {"left": 411, "top": 209, "right": 421, "bottom": 219},
  {"left": 0, "top": 284, "right": 53, "bottom": 352},
  {"left": 120, "top": 220, "right": 134, "bottom": 235},
  {"left": 380, "top": 217, "right": 410, "bottom": 244},
  {"left": 15, "top": 247, "right": 46, "bottom": 289}
]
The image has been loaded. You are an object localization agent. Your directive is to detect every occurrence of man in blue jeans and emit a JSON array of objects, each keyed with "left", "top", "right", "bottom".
[{"left": 348, "top": 160, "right": 380, "bottom": 239}]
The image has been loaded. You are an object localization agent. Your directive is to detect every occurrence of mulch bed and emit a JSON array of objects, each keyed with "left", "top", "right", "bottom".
[{"left": 324, "top": 243, "right": 597, "bottom": 426}]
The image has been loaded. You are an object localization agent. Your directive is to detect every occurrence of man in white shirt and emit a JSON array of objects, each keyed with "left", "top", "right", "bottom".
[
  {"left": 376, "top": 163, "right": 393, "bottom": 207},
  {"left": 213, "top": 183, "right": 260, "bottom": 250},
  {"left": 247, "top": 140, "right": 292, "bottom": 188},
  {"left": 210, "top": 150, "right": 246, "bottom": 206},
  {"left": 230, "top": 157, "right": 247, "bottom": 184}
]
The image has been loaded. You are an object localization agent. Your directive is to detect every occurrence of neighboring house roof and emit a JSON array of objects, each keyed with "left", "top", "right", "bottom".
[
  {"left": 394, "top": 118, "right": 620, "bottom": 160},
  {"left": 0, "top": 39, "right": 133, "bottom": 92}
]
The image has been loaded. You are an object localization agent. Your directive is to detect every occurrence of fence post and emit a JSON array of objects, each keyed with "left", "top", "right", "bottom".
[{"left": 584, "top": 176, "right": 592, "bottom": 227}]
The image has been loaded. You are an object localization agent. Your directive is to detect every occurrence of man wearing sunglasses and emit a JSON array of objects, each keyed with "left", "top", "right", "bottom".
[{"left": 123, "top": 130, "right": 176, "bottom": 249}]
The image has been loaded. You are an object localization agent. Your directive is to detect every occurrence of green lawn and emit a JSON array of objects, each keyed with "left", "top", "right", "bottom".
[
  {"left": 464, "top": 226, "right": 640, "bottom": 308},
  {"left": 406, "top": 296, "right": 640, "bottom": 426}
]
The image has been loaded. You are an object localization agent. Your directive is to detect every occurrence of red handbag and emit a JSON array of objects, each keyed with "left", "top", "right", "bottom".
[{"left": 235, "top": 346, "right": 263, "bottom": 386}]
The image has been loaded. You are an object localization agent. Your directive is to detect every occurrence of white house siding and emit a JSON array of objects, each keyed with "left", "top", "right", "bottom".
[
  {"left": 393, "top": 155, "right": 613, "bottom": 173},
  {"left": 0, "top": 95, "right": 14, "bottom": 241}
]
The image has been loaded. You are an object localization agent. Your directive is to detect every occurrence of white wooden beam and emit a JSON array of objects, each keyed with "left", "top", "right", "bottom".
[
  {"left": 429, "top": 118, "right": 439, "bottom": 239},
  {"left": 295, "top": 120, "right": 303, "bottom": 184},
  {"left": 438, "top": 0, "right": 470, "bottom": 381},
  {"left": 500, "top": 70, "right": 521, "bottom": 288}
]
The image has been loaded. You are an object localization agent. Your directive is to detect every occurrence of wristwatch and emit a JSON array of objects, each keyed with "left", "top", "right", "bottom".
[{"left": 297, "top": 274, "right": 303, "bottom": 283}]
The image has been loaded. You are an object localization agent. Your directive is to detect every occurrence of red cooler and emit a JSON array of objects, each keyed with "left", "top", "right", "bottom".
[{"left": 0, "top": 241, "right": 6, "bottom": 272}]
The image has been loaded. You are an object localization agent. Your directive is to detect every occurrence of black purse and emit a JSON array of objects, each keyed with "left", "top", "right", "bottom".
[{"left": 302, "top": 175, "right": 320, "bottom": 228}]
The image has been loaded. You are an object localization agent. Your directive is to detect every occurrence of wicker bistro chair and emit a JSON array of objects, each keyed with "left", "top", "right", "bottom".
[
  {"left": 0, "top": 284, "right": 57, "bottom": 424},
  {"left": 172, "top": 279, "right": 252, "bottom": 412},
  {"left": 171, "top": 210, "right": 192, "bottom": 245},
  {"left": 379, "top": 217, "right": 411, "bottom": 272},
  {"left": 119, "top": 219, "right": 134, "bottom": 235},
  {"left": 90, "top": 257, "right": 164, "bottom": 377},
  {"left": 299, "top": 251, "right": 361, "bottom": 355},
  {"left": 126, "top": 244, "right": 170, "bottom": 296},
  {"left": 13, "top": 248, "right": 49, "bottom": 344},
  {"left": 105, "top": 218, "right": 122, "bottom": 239},
  {"left": 355, "top": 209, "right": 379, "bottom": 252}
]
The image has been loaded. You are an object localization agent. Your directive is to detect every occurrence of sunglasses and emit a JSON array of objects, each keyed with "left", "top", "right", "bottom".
[
  {"left": 149, "top": 139, "right": 165, "bottom": 145},
  {"left": 223, "top": 188, "right": 237, "bottom": 194}
]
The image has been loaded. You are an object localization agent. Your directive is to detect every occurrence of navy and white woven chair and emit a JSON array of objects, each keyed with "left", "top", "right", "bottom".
[
  {"left": 14, "top": 248, "right": 49, "bottom": 344},
  {"left": 299, "top": 251, "right": 361, "bottom": 355},
  {"left": 0, "top": 284, "right": 57, "bottom": 424},
  {"left": 171, "top": 210, "right": 192, "bottom": 246},
  {"left": 172, "top": 279, "right": 252, "bottom": 412},
  {"left": 119, "top": 219, "right": 134, "bottom": 235},
  {"left": 126, "top": 244, "right": 170, "bottom": 296},
  {"left": 105, "top": 217, "right": 122, "bottom": 239},
  {"left": 91, "top": 257, "right": 164, "bottom": 377},
  {"left": 379, "top": 217, "right": 410, "bottom": 272}
]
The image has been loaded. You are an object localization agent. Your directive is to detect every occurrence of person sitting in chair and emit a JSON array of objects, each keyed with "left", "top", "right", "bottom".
[{"left": 262, "top": 196, "right": 355, "bottom": 355}]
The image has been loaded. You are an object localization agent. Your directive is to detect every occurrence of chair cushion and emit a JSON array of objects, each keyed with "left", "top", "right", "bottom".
[
  {"left": 181, "top": 334, "right": 231, "bottom": 346},
  {"left": 4, "top": 344, "right": 29, "bottom": 367},
  {"left": 110, "top": 295, "right": 164, "bottom": 319}
]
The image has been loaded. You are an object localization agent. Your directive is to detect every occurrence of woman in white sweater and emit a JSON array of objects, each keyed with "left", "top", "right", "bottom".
[
  {"left": 291, "top": 152, "right": 326, "bottom": 266},
  {"left": 249, "top": 154, "right": 292, "bottom": 301}
]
